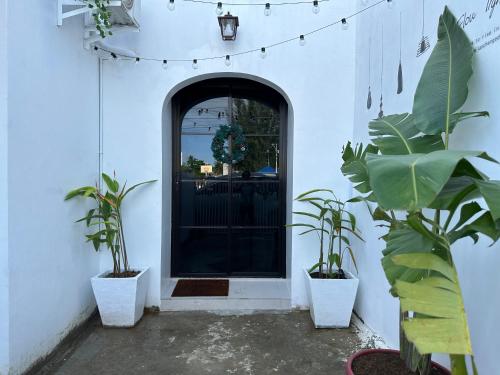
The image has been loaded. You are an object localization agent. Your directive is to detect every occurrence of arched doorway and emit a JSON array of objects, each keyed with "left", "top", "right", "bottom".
[{"left": 171, "top": 78, "right": 288, "bottom": 278}]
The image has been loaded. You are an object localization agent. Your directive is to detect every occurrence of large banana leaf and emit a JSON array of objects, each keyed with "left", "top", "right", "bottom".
[
  {"left": 369, "top": 114, "right": 444, "bottom": 155},
  {"left": 412, "top": 7, "right": 477, "bottom": 136},
  {"left": 381, "top": 225, "right": 434, "bottom": 293},
  {"left": 392, "top": 253, "right": 472, "bottom": 355},
  {"left": 366, "top": 150, "right": 492, "bottom": 211},
  {"left": 341, "top": 142, "right": 378, "bottom": 195},
  {"left": 449, "top": 211, "right": 500, "bottom": 245},
  {"left": 475, "top": 180, "right": 500, "bottom": 221}
]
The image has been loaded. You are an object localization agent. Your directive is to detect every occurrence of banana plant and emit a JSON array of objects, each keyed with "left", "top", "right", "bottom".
[
  {"left": 288, "top": 189, "right": 362, "bottom": 279},
  {"left": 342, "top": 7, "right": 500, "bottom": 375},
  {"left": 65, "top": 173, "right": 156, "bottom": 276}
]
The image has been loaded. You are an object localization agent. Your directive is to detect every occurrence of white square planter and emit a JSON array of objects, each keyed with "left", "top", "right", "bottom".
[
  {"left": 304, "top": 268, "right": 359, "bottom": 328},
  {"left": 91, "top": 267, "right": 150, "bottom": 327}
]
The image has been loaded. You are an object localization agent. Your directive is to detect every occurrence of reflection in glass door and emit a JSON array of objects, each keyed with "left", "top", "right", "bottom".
[{"left": 172, "top": 80, "right": 286, "bottom": 277}]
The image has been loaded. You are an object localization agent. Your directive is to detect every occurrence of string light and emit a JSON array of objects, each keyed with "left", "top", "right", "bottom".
[
  {"left": 93, "top": 0, "right": 385, "bottom": 66},
  {"left": 135, "top": 57, "right": 140, "bottom": 64},
  {"left": 225, "top": 55, "right": 231, "bottom": 66},
  {"left": 168, "top": 0, "right": 175, "bottom": 11},
  {"left": 163, "top": 59, "right": 168, "bottom": 69},
  {"left": 312, "top": 0, "right": 319, "bottom": 14},
  {"left": 264, "top": 3, "right": 271, "bottom": 16},
  {"left": 181, "top": 0, "right": 331, "bottom": 6},
  {"left": 341, "top": 18, "right": 348, "bottom": 30},
  {"left": 387, "top": 0, "right": 393, "bottom": 8},
  {"left": 216, "top": 1, "right": 223, "bottom": 15}
]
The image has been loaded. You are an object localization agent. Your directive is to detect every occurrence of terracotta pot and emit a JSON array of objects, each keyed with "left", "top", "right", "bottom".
[{"left": 345, "top": 349, "right": 451, "bottom": 375}]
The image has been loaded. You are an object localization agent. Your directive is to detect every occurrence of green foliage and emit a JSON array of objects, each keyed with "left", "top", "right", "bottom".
[
  {"left": 369, "top": 113, "right": 444, "bottom": 155},
  {"left": 181, "top": 155, "right": 207, "bottom": 178},
  {"left": 411, "top": 6, "right": 488, "bottom": 143},
  {"left": 83, "top": 0, "right": 113, "bottom": 38},
  {"left": 65, "top": 172, "right": 156, "bottom": 276},
  {"left": 287, "top": 189, "right": 362, "bottom": 279},
  {"left": 366, "top": 150, "right": 494, "bottom": 212},
  {"left": 341, "top": 7, "right": 499, "bottom": 375}
]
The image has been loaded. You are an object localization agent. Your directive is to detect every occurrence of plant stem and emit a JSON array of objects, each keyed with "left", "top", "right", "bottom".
[
  {"left": 433, "top": 210, "right": 441, "bottom": 234},
  {"left": 450, "top": 354, "right": 468, "bottom": 375},
  {"left": 319, "top": 217, "right": 324, "bottom": 277},
  {"left": 119, "top": 215, "right": 128, "bottom": 274}
]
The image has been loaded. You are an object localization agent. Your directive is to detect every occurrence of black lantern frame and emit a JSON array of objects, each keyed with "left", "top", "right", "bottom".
[{"left": 218, "top": 12, "right": 239, "bottom": 41}]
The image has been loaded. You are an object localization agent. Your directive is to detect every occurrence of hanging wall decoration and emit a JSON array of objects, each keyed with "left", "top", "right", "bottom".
[
  {"left": 416, "top": 0, "right": 430, "bottom": 57},
  {"left": 367, "top": 35, "right": 373, "bottom": 109},
  {"left": 397, "top": 12, "right": 403, "bottom": 94},
  {"left": 378, "top": 24, "right": 384, "bottom": 119},
  {"left": 211, "top": 124, "right": 248, "bottom": 164}
]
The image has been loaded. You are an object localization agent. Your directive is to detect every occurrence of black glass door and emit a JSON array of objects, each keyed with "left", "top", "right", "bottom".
[{"left": 171, "top": 79, "right": 287, "bottom": 277}]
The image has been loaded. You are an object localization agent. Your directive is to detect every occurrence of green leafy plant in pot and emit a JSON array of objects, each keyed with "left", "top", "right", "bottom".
[
  {"left": 288, "top": 189, "right": 363, "bottom": 328},
  {"left": 342, "top": 7, "right": 500, "bottom": 375},
  {"left": 65, "top": 172, "right": 156, "bottom": 327}
]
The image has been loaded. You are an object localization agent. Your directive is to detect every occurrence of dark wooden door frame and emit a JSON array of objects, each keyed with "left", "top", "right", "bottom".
[{"left": 171, "top": 78, "right": 288, "bottom": 278}]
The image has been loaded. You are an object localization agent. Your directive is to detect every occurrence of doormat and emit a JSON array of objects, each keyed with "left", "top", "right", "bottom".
[{"left": 171, "top": 279, "right": 229, "bottom": 297}]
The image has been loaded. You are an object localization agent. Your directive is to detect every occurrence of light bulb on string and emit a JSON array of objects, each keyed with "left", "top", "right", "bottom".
[
  {"left": 387, "top": 0, "right": 394, "bottom": 9},
  {"left": 264, "top": 3, "right": 271, "bottom": 16},
  {"left": 299, "top": 35, "right": 306, "bottom": 46},
  {"left": 312, "top": 0, "right": 320, "bottom": 14},
  {"left": 225, "top": 55, "right": 232, "bottom": 67},
  {"left": 162, "top": 60, "right": 168, "bottom": 70},
  {"left": 260, "top": 47, "right": 267, "bottom": 59},
  {"left": 341, "top": 18, "right": 349, "bottom": 30},
  {"left": 192, "top": 59, "right": 198, "bottom": 69},
  {"left": 216, "top": 2, "right": 223, "bottom": 15},
  {"left": 111, "top": 52, "right": 117, "bottom": 60},
  {"left": 135, "top": 57, "right": 140, "bottom": 65},
  {"left": 168, "top": 0, "right": 175, "bottom": 11}
]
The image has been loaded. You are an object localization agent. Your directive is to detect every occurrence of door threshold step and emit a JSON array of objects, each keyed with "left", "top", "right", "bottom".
[
  {"left": 160, "top": 297, "right": 291, "bottom": 312},
  {"left": 160, "top": 278, "right": 291, "bottom": 311}
]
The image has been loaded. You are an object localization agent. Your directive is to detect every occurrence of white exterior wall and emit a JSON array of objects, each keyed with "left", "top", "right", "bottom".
[
  {"left": 0, "top": 0, "right": 9, "bottom": 373},
  {"left": 101, "top": 0, "right": 358, "bottom": 308},
  {"left": 3, "top": 0, "right": 500, "bottom": 373},
  {"left": 5, "top": 1, "right": 100, "bottom": 373},
  {"left": 352, "top": 1, "right": 500, "bottom": 372}
]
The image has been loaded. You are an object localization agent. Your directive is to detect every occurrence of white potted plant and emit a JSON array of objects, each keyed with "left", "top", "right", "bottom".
[
  {"left": 289, "top": 189, "right": 362, "bottom": 328},
  {"left": 65, "top": 173, "right": 156, "bottom": 327}
]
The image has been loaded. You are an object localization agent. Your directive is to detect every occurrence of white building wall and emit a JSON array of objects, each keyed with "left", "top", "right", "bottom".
[
  {"left": 352, "top": 1, "right": 500, "bottom": 372},
  {"left": 5, "top": 1, "right": 100, "bottom": 373},
  {"left": 100, "top": 0, "right": 357, "bottom": 308},
  {"left": 0, "top": 0, "right": 9, "bottom": 373}
]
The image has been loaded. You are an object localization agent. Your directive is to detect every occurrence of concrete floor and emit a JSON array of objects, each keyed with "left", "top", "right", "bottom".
[{"left": 34, "top": 311, "right": 363, "bottom": 375}]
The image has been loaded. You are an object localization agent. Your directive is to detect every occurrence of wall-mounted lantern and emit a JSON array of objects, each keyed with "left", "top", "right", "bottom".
[{"left": 218, "top": 12, "right": 239, "bottom": 41}]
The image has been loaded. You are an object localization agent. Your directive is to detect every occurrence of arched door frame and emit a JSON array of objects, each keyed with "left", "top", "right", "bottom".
[{"left": 170, "top": 77, "right": 288, "bottom": 278}]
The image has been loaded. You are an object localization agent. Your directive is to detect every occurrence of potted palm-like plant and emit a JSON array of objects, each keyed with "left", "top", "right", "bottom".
[
  {"left": 65, "top": 172, "right": 156, "bottom": 327},
  {"left": 342, "top": 7, "right": 500, "bottom": 375},
  {"left": 289, "top": 189, "right": 362, "bottom": 328}
]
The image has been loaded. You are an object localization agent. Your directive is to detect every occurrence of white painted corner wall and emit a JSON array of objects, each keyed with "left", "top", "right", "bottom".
[
  {"left": 0, "top": 0, "right": 9, "bottom": 373},
  {"left": 3, "top": 1, "right": 101, "bottom": 373},
  {"left": 352, "top": 1, "right": 500, "bottom": 373}
]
